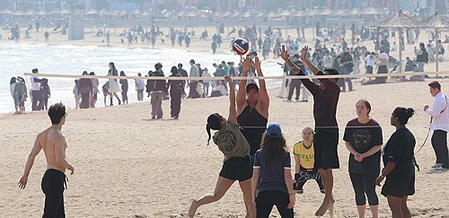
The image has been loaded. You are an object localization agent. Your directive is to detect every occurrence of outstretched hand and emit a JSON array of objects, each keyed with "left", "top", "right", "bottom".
[
  {"left": 254, "top": 57, "right": 261, "bottom": 71},
  {"left": 280, "top": 45, "right": 289, "bottom": 61},
  {"left": 224, "top": 75, "right": 232, "bottom": 83},
  {"left": 300, "top": 46, "right": 309, "bottom": 61},
  {"left": 241, "top": 57, "right": 252, "bottom": 72}
]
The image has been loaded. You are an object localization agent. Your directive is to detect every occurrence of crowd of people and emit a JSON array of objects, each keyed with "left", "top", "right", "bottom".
[{"left": 14, "top": 40, "right": 449, "bottom": 217}]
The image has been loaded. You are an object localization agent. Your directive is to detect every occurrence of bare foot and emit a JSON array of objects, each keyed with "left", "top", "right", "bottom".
[
  {"left": 315, "top": 199, "right": 335, "bottom": 217},
  {"left": 188, "top": 200, "right": 199, "bottom": 218}
]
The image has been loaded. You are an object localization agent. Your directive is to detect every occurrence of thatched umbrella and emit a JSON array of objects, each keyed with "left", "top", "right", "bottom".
[
  {"left": 87, "top": 9, "right": 97, "bottom": 15},
  {"left": 362, "top": 7, "right": 383, "bottom": 15},
  {"left": 422, "top": 11, "right": 449, "bottom": 72},
  {"left": 372, "top": 9, "right": 424, "bottom": 73}
]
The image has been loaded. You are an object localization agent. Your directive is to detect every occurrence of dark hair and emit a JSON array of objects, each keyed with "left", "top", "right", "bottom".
[
  {"left": 293, "top": 54, "right": 300, "bottom": 58},
  {"left": 82, "top": 71, "right": 88, "bottom": 75},
  {"left": 120, "top": 71, "right": 126, "bottom": 76},
  {"left": 420, "top": 43, "right": 425, "bottom": 49},
  {"left": 109, "top": 62, "right": 116, "bottom": 70},
  {"left": 155, "top": 62, "right": 163, "bottom": 71},
  {"left": 48, "top": 103, "right": 66, "bottom": 125},
  {"left": 206, "top": 114, "right": 222, "bottom": 145},
  {"left": 10, "top": 77, "right": 16, "bottom": 85},
  {"left": 178, "top": 63, "right": 183, "bottom": 68},
  {"left": 138, "top": 73, "right": 142, "bottom": 76},
  {"left": 260, "top": 133, "right": 288, "bottom": 163},
  {"left": 324, "top": 68, "right": 340, "bottom": 82},
  {"left": 190, "top": 59, "right": 195, "bottom": 64},
  {"left": 171, "top": 66, "right": 178, "bottom": 75},
  {"left": 393, "top": 107, "right": 415, "bottom": 125},
  {"left": 90, "top": 72, "right": 95, "bottom": 75},
  {"left": 428, "top": 81, "right": 441, "bottom": 90},
  {"left": 32, "top": 68, "right": 38, "bottom": 73},
  {"left": 357, "top": 99, "right": 372, "bottom": 116}
]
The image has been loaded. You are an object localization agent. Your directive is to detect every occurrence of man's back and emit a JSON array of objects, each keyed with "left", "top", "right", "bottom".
[{"left": 39, "top": 127, "right": 66, "bottom": 173}]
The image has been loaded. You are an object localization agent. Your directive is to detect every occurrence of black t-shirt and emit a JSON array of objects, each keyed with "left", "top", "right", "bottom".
[
  {"left": 382, "top": 128, "right": 416, "bottom": 179},
  {"left": 344, "top": 118, "right": 383, "bottom": 174}
]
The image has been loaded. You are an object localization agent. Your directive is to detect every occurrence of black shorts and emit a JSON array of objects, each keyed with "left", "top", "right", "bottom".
[
  {"left": 314, "top": 129, "right": 340, "bottom": 170},
  {"left": 219, "top": 156, "right": 252, "bottom": 182},
  {"left": 381, "top": 173, "right": 415, "bottom": 198}
]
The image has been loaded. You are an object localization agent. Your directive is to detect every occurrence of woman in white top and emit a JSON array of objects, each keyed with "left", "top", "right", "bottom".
[
  {"left": 107, "top": 62, "right": 122, "bottom": 106},
  {"left": 202, "top": 68, "right": 211, "bottom": 97}
]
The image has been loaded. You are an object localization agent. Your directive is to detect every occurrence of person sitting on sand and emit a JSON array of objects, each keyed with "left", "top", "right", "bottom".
[
  {"left": 293, "top": 127, "right": 325, "bottom": 195},
  {"left": 188, "top": 76, "right": 255, "bottom": 218},
  {"left": 252, "top": 123, "right": 295, "bottom": 217}
]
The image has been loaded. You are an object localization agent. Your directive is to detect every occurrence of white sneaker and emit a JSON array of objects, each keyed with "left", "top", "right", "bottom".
[
  {"left": 432, "top": 163, "right": 443, "bottom": 169},
  {"left": 283, "top": 99, "right": 293, "bottom": 103}
]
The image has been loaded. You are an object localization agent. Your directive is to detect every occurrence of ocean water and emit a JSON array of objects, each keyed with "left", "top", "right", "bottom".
[{"left": 0, "top": 42, "right": 283, "bottom": 113}]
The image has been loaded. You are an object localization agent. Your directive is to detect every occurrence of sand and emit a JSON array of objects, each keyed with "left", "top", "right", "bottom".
[
  {"left": 1, "top": 25, "right": 449, "bottom": 217},
  {"left": 1, "top": 78, "right": 449, "bottom": 217}
]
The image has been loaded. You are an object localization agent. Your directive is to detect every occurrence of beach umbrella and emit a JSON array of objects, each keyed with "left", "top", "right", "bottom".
[
  {"left": 362, "top": 7, "right": 383, "bottom": 15},
  {"left": 13, "top": 11, "right": 25, "bottom": 16},
  {"left": 348, "top": 8, "right": 360, "bottom": 16},
  {"left": 372, "top": 9, "right": 425, "bottom": 73},
  {"left": 317, "top": 8, "right": 333, "bottom": 16},
  {"left": 422, "top": 11, "right": 449, "bottom": 72},
  {"left": 279, "top": 10, "right": 291, "bottom": 17}
]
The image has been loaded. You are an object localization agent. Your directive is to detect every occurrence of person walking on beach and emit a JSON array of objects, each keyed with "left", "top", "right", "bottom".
[
  {"left": 14, "top": 77, "right": 28, "bottom": 113},
  {"left": 107, "top": 62, "right": 122, "bottom": 106},
  {"left": 18, "top": 103, "right": 75, "bottom": 218},
  {"left": 119, "top": 71, "right": 129, "bottom": 105},
  {"left": 147, "top": 63, "right": 167, "bottom": 120},
  {"left": 252, "top": 123, "right": 295, "bottom": 217},
  {"left": 89, "top": 72, "right": 99, "bottom": 108},
  {"left": 376, "top": 107, "right": 416, "bottom": 218},
  {"left": 30, "top": 68, "right": 44, "bottom": 111},
  {"left": 72, "top": 80, "right": 81, "bottom": 109},
  {"left": 281, "top": 45, "right": 340, "bottom": 216},
  {"left": 79, "top": 71, "right": 92, "bottom": 109},
  {"left": 44, "top": 30, "right": 49, "bottom": 43},
  {"left": 188, "top": 76, "right": 255, "bottom": 218},
  {"left": 135, "top": 73, "right": 145, "bottom": 101},
  {"left": 285, "top": 54, "right": 304, "bottom": 102},
  {"left": 10, "top": 77, "right": 17, "bottom": 111},
  {"left": 344, "top": 99, "right": 383, "bottom": 218},
  {"left": 424, "top": 81, "right": 449, "bottom": 170},
  {"left": 237, "top": 57, "right": 269, "bottom": 165},
  {"left": 167, "top": 66, "right": 184, "bottom": 119},
  {"left": 40, "top": 78, "right": 51, "bottom": 110}
]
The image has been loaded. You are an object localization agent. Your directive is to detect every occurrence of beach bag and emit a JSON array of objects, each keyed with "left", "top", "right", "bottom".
[{"left": 439, "top": 54, "right": 444, "bottom": 62}]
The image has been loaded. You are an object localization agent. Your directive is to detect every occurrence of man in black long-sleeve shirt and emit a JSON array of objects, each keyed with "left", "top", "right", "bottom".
[{"left": 281, "top": 45, "right": 340, "bottom": 217}]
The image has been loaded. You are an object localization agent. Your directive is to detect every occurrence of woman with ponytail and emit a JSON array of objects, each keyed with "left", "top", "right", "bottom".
[
  {"left": 188, "top": 76, "right": 255, "bottom": 218},
  {"left": 376, "top": 107, "right": 417, "bottom": 218}
]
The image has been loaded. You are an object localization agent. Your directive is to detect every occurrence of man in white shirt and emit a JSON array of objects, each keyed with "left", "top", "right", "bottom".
[
  {"left": 134, "top": 73, "right": 145, "bottom": 101},
  {"left": 364, "top": 52, "right": 375, "bottom": 74},
  {"left": 424, "top": 81, "right": 449, "bottom": 170},
  {"left": 188, "top": 59, "right": 200, "bottom": 98},
  {"left": 323, "top": 51, "right": 333, "bottom": 69},
  {"left": 30, "top": 68, "right": 44, "bottom": 111}
]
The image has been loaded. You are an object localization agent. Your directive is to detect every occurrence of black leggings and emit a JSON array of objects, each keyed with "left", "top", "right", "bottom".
[
  {"left": 41, "top": 169, "right": 66, "bottom": 218},
  {"left": 256, "top": 190, "right": 293, "bottom": 218},
  {"left": 349, "top": 173, "right": 378, "bottom": 206}
]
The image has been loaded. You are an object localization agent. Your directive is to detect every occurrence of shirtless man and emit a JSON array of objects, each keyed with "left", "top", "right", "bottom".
[{"left": 18, "top": 103, "right": 74, "bottom": 218}]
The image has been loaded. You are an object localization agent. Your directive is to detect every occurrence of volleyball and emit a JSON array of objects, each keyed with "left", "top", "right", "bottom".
[{"left": 232, "top": 38, "right": 249, "bottom": 56}]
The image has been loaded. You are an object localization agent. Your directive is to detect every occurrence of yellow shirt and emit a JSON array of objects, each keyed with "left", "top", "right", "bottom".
[{"left": 293, "top": 141, "right": 315, "bottom": 170}]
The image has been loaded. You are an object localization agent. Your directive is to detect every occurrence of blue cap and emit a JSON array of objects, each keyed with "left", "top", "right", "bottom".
[{"left": 266, "top": 123, "right": 282, "bottom": 138}]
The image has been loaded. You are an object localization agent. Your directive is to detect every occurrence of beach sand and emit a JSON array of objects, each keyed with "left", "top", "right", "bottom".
[
  {"left": 1, "top": 78, "right": 449, "bottom": 217},
  {"left": 1, "top": 25, "right": 449, "bottom": 217}
]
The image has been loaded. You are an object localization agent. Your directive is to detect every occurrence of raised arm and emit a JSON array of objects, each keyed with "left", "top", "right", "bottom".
[
  {"left": 254, "top": 57, "right": 269, "bottom": 114},
  {"left": 280, "top": 45, "right": 301, "bottom": 75},
  {"left": 237, "top": 58, "right": 251, "bottom": 111},
  {"left": 225, "top": 76, "right": 237, "bottom": 124},
  {"left": 18, "top": 136, "right": 42, "bottom": 189},
  {"left": 299, "top": 46, "right": 320, "bottom": 75}
]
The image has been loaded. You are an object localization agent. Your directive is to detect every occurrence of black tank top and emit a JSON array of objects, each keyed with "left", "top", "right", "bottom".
[{"left": 237, "top": 105, "right": 268, "bottom": 155}]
